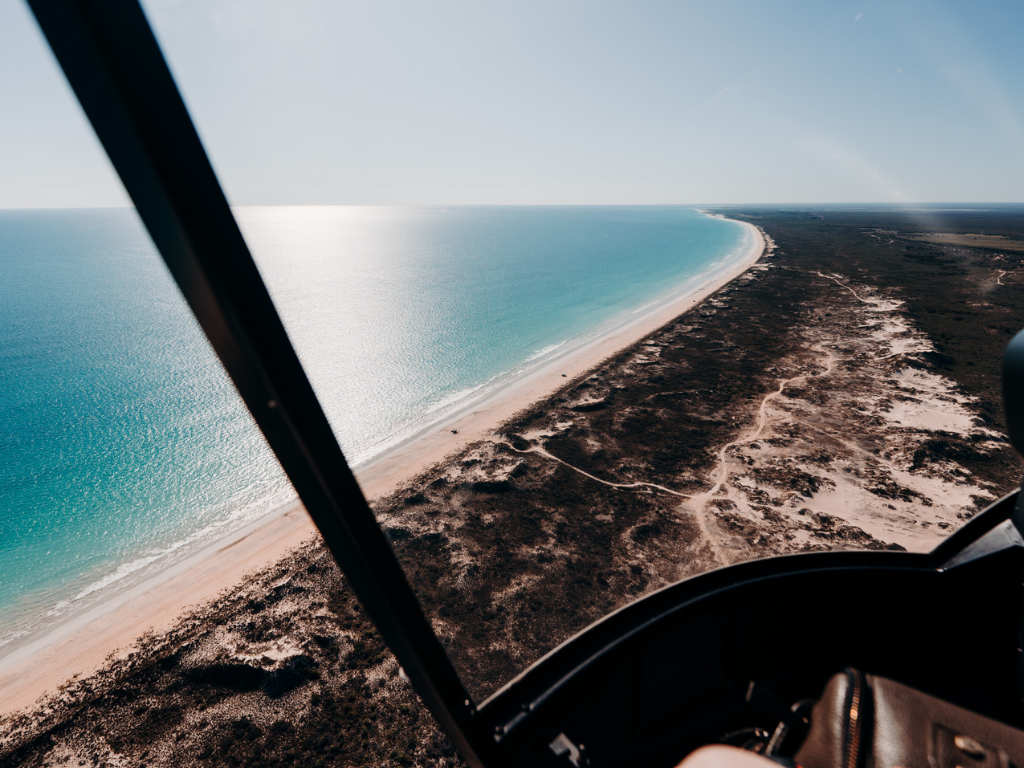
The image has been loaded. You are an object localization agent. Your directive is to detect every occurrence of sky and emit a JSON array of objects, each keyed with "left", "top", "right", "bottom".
[{"left": 2, "top": 0, "right": 1023, "bottom": 208}]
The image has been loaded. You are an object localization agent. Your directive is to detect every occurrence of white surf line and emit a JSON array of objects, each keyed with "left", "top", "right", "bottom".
[{"left": 504, "top": 442, "right": 692, "bottom": 499}]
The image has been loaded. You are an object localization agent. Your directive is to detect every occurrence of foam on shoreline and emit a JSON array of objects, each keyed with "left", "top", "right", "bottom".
[{"left": 0, "top": 218, "right": 764, "bottom": 716}]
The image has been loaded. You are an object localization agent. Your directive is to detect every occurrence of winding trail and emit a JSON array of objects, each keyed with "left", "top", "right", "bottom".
[
  {"left": 505, "top": 335, "right": 840, "bottom": 568},
  {"left": 504, "top": 442, "right": 691, "bottom": 499},
  {"left": 817, "top": 271, "right": 871, "bottom": 303},
  {"left": 508, "top": 270, "right": 861, "bottom": 567},
  {"left": 686, "top": 344, "right": 837, "bottom": 565}
]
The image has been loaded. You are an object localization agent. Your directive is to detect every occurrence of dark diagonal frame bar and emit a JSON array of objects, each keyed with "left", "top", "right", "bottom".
[{"left": 25, "top": 1, "right": 490, "bottom": 764}]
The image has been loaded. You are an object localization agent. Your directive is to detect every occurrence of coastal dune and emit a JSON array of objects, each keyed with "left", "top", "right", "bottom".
[{"left": 0, "top": 222, "right": 765, "bottom": 716}]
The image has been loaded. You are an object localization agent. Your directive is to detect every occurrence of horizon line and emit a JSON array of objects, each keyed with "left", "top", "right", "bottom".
[{"left": 3, "top": 201, "right": 1024, "bottom": 212}]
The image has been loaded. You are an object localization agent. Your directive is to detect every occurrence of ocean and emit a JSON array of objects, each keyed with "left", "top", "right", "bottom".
[{"left": 0, "top": 205, "right": 751, "bottom": 654}]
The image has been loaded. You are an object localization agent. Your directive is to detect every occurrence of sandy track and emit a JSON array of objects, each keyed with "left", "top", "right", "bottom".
[
  {"left": 684, "top": 344, "right": 838, "bottom": 564},
  {"left": 680, "top": 272, "right": 1002, "bottom": 561},
  {"left": 506, "top": 442, "right": 692, "bottom": 499}
]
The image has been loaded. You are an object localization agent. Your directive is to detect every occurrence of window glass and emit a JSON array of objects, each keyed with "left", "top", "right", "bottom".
[{"left": 4, "top": 0, "right": 1020, "bottom": 707}]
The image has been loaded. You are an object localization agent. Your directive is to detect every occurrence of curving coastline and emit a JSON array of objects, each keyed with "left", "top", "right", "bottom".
[{"left": 0, "top": 219, "right": 764, "bottom": 716}]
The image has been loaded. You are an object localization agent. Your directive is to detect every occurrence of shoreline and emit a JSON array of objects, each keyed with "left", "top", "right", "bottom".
[{"left": 0, "top": 220, "right": 764, "bottom": 716}]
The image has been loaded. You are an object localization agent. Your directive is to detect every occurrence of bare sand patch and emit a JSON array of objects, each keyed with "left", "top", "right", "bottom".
[{"left": 686, "top": 275, "right": 1000, "bottom": 555}]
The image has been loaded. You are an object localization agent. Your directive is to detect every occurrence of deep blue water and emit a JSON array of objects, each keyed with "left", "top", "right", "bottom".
[{"left": 0, "top": 205, "right": 750, "bottom": 649}]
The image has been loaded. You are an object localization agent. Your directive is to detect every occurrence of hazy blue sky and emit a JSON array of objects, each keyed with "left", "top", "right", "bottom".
[{"left": 2, "top": 0, "right": 1023, "bottom": 207}]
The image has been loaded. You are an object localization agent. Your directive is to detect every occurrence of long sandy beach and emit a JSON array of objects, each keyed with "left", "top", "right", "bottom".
[
  {"left": 5, "top": 206, "right": 1023, "bottom": 767},
  {"left": 0, "top": 222, "right": 764, "bottom": 716}
]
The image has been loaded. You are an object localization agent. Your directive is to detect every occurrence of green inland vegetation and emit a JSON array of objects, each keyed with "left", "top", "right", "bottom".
[
  {"left": 2, "top": 208, "right": 1023, "bottom": 767},
  {"left": 903, "top": 233, "right": 1024, "bottom": 253}
]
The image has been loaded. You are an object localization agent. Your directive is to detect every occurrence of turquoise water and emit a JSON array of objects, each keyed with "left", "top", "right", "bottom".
[{"left": 0, "top": 205, "right": 750, "bottom": 650}]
